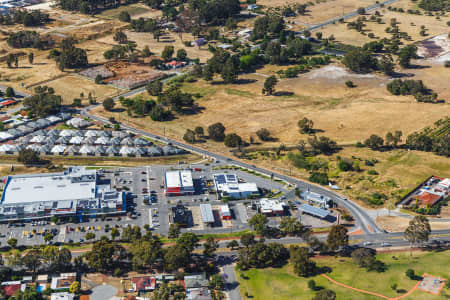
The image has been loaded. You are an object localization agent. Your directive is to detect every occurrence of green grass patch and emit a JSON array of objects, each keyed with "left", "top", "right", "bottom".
[
  {"left": 160, "top": 230, "right": 253, "bottom": 244},
  {"left": 181, "top": 82, "right": 218, "bottom": 99},
  {"left": 237, "top": 250, "right": 450, "bottom": 300},
  {"left": 225, "top": 88, "right": 255, "bottom": 97},
  {"left": 98, "top": 4, "right": 150, "bottom": 19}
]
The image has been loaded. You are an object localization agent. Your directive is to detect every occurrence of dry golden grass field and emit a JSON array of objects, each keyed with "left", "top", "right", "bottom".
[
  {"left": 45, "top": 75, "right": 120, "bottom": 104},
  {"left": 279, "top": 0, "right": 379, "bottom": 25},
  {"left": 0, "top": 45, "right": 64, "bottom": 91},
  {"left": 320, "top": 0, "right": 450, "bottom": 46},
  {"left": 96, "top": 30, "right": 213, "bottom": 63},
  {"left": 95, "top": 65, "right": 449, "bottom": 148}
]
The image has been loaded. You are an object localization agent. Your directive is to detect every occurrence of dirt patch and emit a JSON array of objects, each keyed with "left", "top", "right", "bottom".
[
  {"left": 376, "top": 216, "right": 450, "bottom": 232},
  {"left": 304, "top": 65, "right": 379, "bottom": 82},
  {"left": 80, "top": 61, "right": 166, "bottom": 89},
  {"left": 417, "top": 34, "right": 450, "bottom": 63}
]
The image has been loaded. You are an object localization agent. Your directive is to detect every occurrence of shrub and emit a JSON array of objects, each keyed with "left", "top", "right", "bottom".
[
  {"left": 224, "top": 133, "right": 242, "bottom": 147},
  {"left": 405, "top": 269, "right": 415, "bottom": 279},
  {"left": 367, "top": 169, "right": 378, "bottom": 175},
  {"left": 345, "top": 80, "right": 356, "bottom": 88},
  {"left": 309, "top": 172, "right": 329, "bottom": 185},
  {"left": 308, "top": 279, "right": 317, "bottom": 291}
]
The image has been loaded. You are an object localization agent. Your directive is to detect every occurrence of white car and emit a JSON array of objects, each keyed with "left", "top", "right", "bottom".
[{"left": 363, "top": 241, "right": 372, "bottom": 246}]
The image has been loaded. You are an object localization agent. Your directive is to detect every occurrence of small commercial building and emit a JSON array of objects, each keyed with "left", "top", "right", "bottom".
[
  {"left": 258, "top": 199, "right": 286, "bottom": 216},
  {"left": 213, "top": 173, "right": 259, "bottom": 199},
  {"left": 171, "top": 204, "right": 189, "bottom": 226},
  {"left": 164, "top": 170, "right": 194, "bottom": 196},
  {"left": 298, "top": 204, "right": 329, "bottom": 219},
  {"left": 220, "top": 205, "right": 231, "bottom": 220},
  {"left": 200, "top": 203, "right": 215, "bottom": 224},
  {"left": 301, "top": 191, "right": 331, "bottom": 208}
]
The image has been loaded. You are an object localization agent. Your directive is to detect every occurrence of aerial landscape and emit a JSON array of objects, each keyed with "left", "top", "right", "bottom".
[{"left": 0, "top": 0, "right": 448, "bottom": 298}]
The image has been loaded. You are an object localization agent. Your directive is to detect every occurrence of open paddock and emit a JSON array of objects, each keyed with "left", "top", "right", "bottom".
[
  {"left": 44, "top": 75, "right": 121, "bottom": 104},
  {"left": 320, "top": 0, "right": 450, "bottom": 46}
]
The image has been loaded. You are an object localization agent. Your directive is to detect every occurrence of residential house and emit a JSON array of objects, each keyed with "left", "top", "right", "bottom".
[
  {"left": 186, "top": 287, "right": 212, "bottom": 300},
  {"left": 184, "top": 273, "right": 208, "bottom": 289},
  {"left": 51, "top": 292, "right": 75, "bottom": 300},
  {"left": 1, "top": 281, "right": 26, "bottom": 298},
  {"left": 51, "top": 273, "right": 77, "bottom": 290},
  {"left": 131, "top": 276, "right": 156, "bottom": 294}
]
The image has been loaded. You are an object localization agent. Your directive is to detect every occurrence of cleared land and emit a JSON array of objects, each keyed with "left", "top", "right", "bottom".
[
  {"left": 376, "top": 216, "right": 450, "bottom": 232},
  {"left": 237, "top": 250, "right": 450, "bottom": 300}
]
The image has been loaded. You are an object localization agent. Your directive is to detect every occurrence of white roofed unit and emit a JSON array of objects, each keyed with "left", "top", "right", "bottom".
[
  {"left": 213, "top": 173, "right": 259, "bottom": 199},
  {"left": 301, "top": 190, "right": 331, "bottom": 208},
  {"left": 258, "top": 199, "right": 286, "bottom": 215},
  {"left": 164, "top": 170, "right": 194, "bottom": 196},
  {"left": 220, "top": 205, "right": 231, "bottom": 220},
  {"left": 200, "top": 203, "right": 214, "bottom": 224},
  {"left": 436, "top": 178, "right": 450, "bottom": 192},
  {"left": 69, "top": 136, "right": 83, "bottom": 145}
]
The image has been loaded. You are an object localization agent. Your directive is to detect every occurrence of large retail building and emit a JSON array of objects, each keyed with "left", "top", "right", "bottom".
[{"left": 0, "top": 167, "right": 125, "bottom": 221}]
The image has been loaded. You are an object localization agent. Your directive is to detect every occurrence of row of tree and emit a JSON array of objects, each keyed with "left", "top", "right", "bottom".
[
  {"left": 7, "top": 31, "right": 52, "bottom": 49},
  {"left": 0, "top": 10, "right": 49, "bottom": 26},
  {"left": 362, "top": 125, "right": 448, "bottom": 157}
]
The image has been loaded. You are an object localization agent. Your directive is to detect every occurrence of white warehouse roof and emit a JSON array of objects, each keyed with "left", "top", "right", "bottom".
[
  {"left": 165, "top": 170, "right": 193, "bottom": 189},
  {"left": 200, "top": 203, "right": 214, "bottom": 223},
  {"left": 2, "top": 168, "right": 96, "bottom": 205}
]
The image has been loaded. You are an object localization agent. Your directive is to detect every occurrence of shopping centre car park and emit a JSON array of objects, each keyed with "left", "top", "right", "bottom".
[{"left": 0, "top": 162, "right": 334, "bottom": 246}]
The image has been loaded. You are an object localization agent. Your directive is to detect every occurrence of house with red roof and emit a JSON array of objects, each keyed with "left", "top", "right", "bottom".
[
  {"left": 131, "top": 276, "right": 156, "bottom": 293},
  {"left": 413, "top": 191, "right": 443, "bottom": 208},
  {"left": 1, "top": 281, "right": 26, "bottom": 297}
]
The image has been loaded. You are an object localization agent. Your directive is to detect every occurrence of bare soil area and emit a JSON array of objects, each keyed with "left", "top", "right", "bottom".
[{"left": 376, "top": 216, "right": 450, "bottom": 232}]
